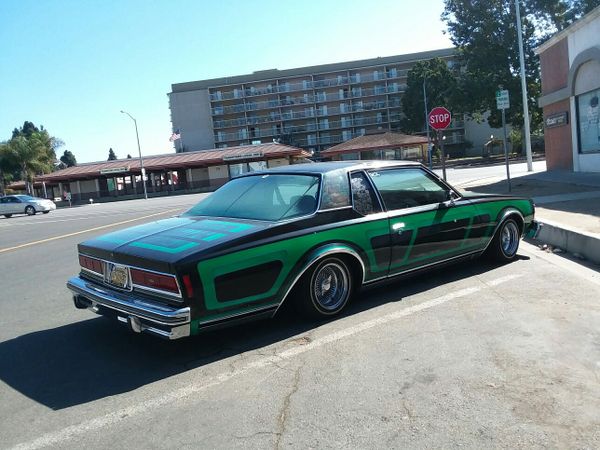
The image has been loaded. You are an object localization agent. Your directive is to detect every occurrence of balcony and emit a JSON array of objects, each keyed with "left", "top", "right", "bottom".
[{"left": 208, "top": 68, "right": 410, "bottom": 102}]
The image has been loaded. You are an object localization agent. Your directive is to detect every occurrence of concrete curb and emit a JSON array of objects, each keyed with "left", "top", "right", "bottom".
[{"left": 534, "top": 219, "right": 600, "bottom": 265}]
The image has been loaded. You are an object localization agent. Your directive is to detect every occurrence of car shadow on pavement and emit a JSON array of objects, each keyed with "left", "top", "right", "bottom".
[{"left": 0, "top": 257, "right": 517, "bottom": 410}]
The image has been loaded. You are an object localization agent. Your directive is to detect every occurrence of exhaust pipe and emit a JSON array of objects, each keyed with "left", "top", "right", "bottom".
[
  {"left": 128, "top": 316, "right": 143, "bottom": 333},
  {"left": 73, "top": 295, "right": 90, "bottom": 309}
]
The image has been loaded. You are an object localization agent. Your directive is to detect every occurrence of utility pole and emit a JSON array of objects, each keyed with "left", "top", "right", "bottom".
[
  {"left": 423, "top": 79, "right": 432, "bottom": 169},
  {"left": 515, "top": 0, "right": 533, "bottom": 171}
]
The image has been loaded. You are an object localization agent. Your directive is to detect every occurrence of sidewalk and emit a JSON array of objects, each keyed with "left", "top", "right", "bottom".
[{"left": 455, "top": 170, "right": 600, "bottom": 266}]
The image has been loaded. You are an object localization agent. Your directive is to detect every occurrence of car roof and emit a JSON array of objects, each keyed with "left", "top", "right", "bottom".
[{"left": 247, "top": 160, "right": 423, "bottom": 176}]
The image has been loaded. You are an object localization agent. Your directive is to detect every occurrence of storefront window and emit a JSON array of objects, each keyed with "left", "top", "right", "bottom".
[
  {"left": 228, "top": 163, "right": 249, "bottom": 178},
  {"left": 577, "top": 88, "right": 600, "bottom": 153},
  {"left": 248, "top": 161, "right": 267, "bottom": 172}
]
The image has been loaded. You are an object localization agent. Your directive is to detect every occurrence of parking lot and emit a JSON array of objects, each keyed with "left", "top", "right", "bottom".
[{"left": 1, "top": 191, "right": 599, "bottom": 449}]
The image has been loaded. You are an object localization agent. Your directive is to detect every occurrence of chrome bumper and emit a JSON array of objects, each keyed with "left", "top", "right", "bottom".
[{"left": 67, "top": 276, "right": 191, "bottom": 339}]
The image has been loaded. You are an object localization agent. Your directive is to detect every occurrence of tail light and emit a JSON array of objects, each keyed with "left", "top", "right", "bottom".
[
  {"left": 130, "top": 268, "right": 180, "bottom": 296},
  {"left": 79, "top": 255, "right": 103, "bottom": 275}
]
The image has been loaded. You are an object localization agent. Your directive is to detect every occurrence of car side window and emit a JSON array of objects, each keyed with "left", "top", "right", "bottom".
[
  {"left": 0, "top": 198, "right": 7, "bottom": 204},
  {"left": 320, "top": 169, "right": 351, "bottom": 210},
  {"left": 368, "top": 168, "right": 448, "bottom": 210},
  {"left": 350, "top": 171, "right": 381, "bottom": 215}
]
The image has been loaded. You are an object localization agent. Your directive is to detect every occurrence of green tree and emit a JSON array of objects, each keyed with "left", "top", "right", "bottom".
[
  {"left": 108, "top": 148, "right": 117, "bottom": 160},
  {"left": 4, "top": 134, "right": 55, "bottom": 194},
  {"left": 60, "top": 149, "right": 77, "bottom": 167},
  {"left": 12, "top": 121, "right": 39, "bottom": 139},
  {"left": 0, "top": 142, "right": 19, "bottom": 196},
  {"left": 401, "top": 58, "right": 459, "bottom": 134},
  {"left": 441, "top": 0, "right": 595, "bottom": 131}
]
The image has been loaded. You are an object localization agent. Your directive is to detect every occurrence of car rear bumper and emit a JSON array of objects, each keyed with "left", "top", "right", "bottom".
[
  {"left": 67, "top": 276, "right": 191, "bottom": 339},
  {"left": 525, "top": 220, "right": 541, "bottom": 239}
]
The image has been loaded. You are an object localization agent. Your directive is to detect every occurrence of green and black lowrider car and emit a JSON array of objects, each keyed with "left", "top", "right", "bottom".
[{"left": 67, "top": 161, "right": 538, "bottom": 339}]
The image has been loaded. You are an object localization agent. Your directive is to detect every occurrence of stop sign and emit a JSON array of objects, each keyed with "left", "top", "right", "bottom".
[{"left": 428, "top": 106, "right": 452, "bottom": 130}]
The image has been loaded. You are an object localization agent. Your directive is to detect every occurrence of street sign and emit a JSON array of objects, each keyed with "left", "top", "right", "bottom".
[
  {"left": 100, "top": 166, "right": 129, "bottom": 175},
  {"left": 496, "top": 90, "right": 510, "bottom": 110},
  {"left": 428, "top": 107, "right": 452, "bottom": 130}
]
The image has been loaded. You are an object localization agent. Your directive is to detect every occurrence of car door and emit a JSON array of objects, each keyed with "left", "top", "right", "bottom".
[
  {"left": 348, "top": 171, "right": 390, "bottom": 277},
  {"left": 2, "top": 196, "right": 20, "bottom": 214},
  {"left": 0, "top": 197, "right": 8, "bottom": 214},
  {"left": 367, "top": 167, "right": 475, "bottom": 276},
  {"left": 9, "top": 197, "right": 23, "bottom": 214}
]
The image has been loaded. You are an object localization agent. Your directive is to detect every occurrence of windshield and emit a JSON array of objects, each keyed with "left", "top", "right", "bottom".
[
  {"left": 184, "top": 174, "right": 320, "bottom": 221},
  {"left": 16, "top": 195, "right": 35, "bottom": 201}
]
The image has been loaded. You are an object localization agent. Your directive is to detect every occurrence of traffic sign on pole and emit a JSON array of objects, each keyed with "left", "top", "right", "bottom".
[
  {"left": 496, "top": 89, "right": 510, "bottom": 110},
  {"left": 428, "top": 107, "right": 452, "bottom": 130}
]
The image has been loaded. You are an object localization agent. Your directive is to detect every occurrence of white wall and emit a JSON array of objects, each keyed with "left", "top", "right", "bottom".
[
  {"left": 267, "top": 158, "right": 289, "bottom": 168},
  {"left": 191, "top": 167, "right": 209, "bottom": 181},
  {"left": 568, "top": 16, "right": 600, "bottom": 65},
  {"left": 208, "top": 165, "right": 228, "bottom": 181},
  {"left": 464, "top": 112, "right": 512, "bottom": 156},
  {"left": 169, "top": 90, "right": 215, "bottom": 151},
  {"left": 568, "top": 13, "right": 600, "bottom": 172}
]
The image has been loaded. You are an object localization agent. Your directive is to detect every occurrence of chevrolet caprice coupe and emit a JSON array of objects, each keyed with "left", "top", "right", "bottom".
[{"left": 68, "top": 161, "right": 537, "bottom": 339}]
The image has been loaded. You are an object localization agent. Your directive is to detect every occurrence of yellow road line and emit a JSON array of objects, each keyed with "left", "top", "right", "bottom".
[{"left": 0, "top": 208, "right": 183, "bottom": 254}]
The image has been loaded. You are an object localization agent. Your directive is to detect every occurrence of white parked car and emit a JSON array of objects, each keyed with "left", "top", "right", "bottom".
[{"left": 0, "top": 195, "right": 57, "bottom": 218}]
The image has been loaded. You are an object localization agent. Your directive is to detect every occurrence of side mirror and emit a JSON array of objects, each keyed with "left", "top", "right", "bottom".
[{"left": 439, "top": 190, "right": 458, "bottom": 208}]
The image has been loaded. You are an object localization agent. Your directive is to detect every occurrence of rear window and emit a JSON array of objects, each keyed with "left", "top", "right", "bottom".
[{"left": 184, "top": 174, "right": 320, "bottom": 221}]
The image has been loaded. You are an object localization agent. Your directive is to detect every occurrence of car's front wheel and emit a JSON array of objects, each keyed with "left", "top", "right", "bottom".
[
  {"left": 486, "top": 218, "right": 521, "bottom": 262},
  {"left": 296, "top": 257, "right": 354, "bottom": 318},
  {"left": 25, "top": 206, "right": 36, "bottom": 216}
]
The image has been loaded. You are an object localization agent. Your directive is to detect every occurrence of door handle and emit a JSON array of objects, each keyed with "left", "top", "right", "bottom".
[{"left": 392, "top": 222, "right": 405, "bottom": 234}]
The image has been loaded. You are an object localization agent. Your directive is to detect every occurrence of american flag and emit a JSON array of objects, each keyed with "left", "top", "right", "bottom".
[{"left": 169, "top": 129, "right": 181, "bottom": 142}]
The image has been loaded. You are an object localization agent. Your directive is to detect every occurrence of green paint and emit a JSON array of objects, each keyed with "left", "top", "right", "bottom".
[
  {"left": 197, "top": 219, "right": 390, "bottom": 311},
  {"left": 199, "top": 219, "right": 255, "bottom": 233},
  {"left": 90, "top": 217, "right": 259, "bottom": 255},
  {"left": 130, "top": 240, "right": 199, "bottom": 254},
  {"left": 195, "top": 199, "right": 534, "bottom": 317},
  {"left": 202, "top": 233, "right": 226, "bottom": 242}
]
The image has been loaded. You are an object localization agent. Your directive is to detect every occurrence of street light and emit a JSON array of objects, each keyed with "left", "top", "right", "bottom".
[{"left": 120, "top": 110, "right": 148, "bottom": 200}]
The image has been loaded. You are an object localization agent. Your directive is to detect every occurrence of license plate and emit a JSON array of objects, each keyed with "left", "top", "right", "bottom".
[{"left": 105, "top": 263, "right": 130, "bottom": 289}]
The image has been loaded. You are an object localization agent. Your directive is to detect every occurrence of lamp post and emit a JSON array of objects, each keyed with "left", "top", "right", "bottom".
[{"left": 120, "top": 110, "right": 148, "bottom": 200}]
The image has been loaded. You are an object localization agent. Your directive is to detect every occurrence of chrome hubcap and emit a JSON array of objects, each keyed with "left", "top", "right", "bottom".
[
  {"left": 312, "top": 262, "right": 349, "bottom": 311},
  {"left": 501, "top": 221, "right": 519, "bottom": 256}
]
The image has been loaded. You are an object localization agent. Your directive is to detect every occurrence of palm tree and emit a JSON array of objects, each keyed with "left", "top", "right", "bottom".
[{"left": 5, "top": 134, "right": 55, "bottom": 194}]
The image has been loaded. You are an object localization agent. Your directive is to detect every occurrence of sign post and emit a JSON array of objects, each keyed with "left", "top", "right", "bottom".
[
  {"left": 428, "top": 106, "right": 452, "bottom": 181},
  {"left": 496, "top": 89, "right": 511, "bottom": 192}
]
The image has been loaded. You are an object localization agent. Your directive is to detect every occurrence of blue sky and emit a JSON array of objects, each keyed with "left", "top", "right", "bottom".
[{"left": 0, "top": 0, "right": 452, "bottom": 163}]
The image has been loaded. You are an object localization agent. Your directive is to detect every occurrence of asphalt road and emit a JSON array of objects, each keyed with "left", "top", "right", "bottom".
[{"left": 1, "top": 172, "right": 599, "bottom": 449}]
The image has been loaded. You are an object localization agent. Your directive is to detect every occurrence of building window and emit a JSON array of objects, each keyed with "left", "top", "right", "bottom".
[
  {"left": 229, "top": 163, "right": 249, "bottom": 178},
  {"left": 577, "top": 88, "right": 600, "bottom": 153},
  {"left": 248, "top": 161, "right": 268, "bottom": 172}
]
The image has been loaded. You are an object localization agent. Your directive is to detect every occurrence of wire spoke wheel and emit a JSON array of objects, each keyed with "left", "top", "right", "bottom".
[
  {"left": 312, "top": 262, "right": 349, "bottom": 311},
  {"left": 295, "top": 256, "right": 354, "bottom": 318},
  {"left": 486, "top": 217, "right": 521, "bottom": 262},
  {"left": 501, "top": 220, "right": 520, "bottom": 257}
]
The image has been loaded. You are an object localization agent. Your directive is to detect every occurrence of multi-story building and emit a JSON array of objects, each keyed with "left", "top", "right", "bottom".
[{"left": 168, "top": 48, "right": 469, "bottom": 157}]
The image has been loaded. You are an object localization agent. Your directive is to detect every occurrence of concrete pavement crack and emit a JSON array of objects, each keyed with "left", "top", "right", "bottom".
[{"left": 274, "top": 361, "right": 304, "bottom": 450}]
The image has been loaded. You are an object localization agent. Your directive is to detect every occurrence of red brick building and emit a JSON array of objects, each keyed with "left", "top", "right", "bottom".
[{"left": 536, "top": 6, "right": 600, "bottom": 172}]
